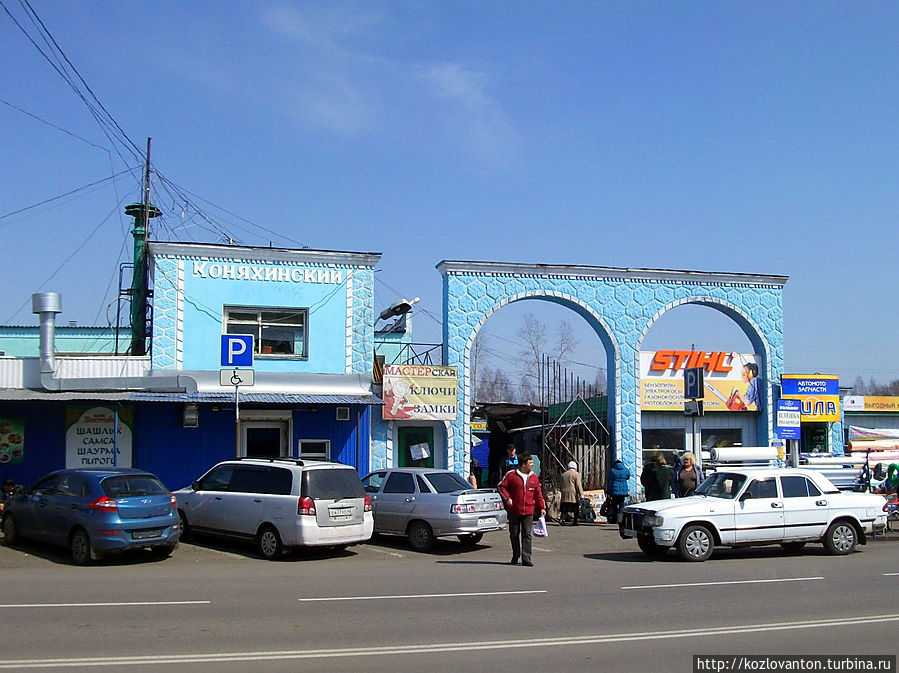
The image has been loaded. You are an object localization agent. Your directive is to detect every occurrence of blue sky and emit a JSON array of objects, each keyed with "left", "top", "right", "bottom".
[{"left": 1, "top": 2, "right": 897, "bottom": 387}]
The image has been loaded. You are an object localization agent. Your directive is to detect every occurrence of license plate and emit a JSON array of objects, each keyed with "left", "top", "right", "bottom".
[
  {"left": 477, "top": 517, "right": 498, "bottom": 527},
  {"left": 132, "top": 528, "right": 163, "bottom": 540},
  {"left": 622, "top": 528, "right": 637, "bottom": 538},
  {"left": 330, "top": 507, "right": 353, "bottom": 519}
]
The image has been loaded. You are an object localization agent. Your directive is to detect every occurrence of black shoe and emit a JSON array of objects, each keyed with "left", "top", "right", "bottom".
[
  {"left": 510, "top": 557, "right": 519, "bottom": 565},
  {"left": 522, "top": 561, "right": 534, "bottom": 567}
]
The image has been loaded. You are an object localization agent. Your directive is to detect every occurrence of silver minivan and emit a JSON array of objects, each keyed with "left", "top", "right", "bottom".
[{"left": 175, "top": 458, "right": 373, "bottom": 559}]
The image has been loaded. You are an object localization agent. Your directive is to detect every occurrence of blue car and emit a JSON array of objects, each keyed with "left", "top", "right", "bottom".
[{"left": 2, "top": 468, "right": 181, "bottom": 565}]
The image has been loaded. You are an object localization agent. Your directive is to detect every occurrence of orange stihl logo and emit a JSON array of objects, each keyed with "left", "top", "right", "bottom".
[{"left": 649, "top": 350, "right": 734, "bottom": 373}]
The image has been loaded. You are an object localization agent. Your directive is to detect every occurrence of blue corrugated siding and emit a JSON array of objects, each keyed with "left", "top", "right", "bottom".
[
  {"left": 292, "top": 405, "right": 370, "bottom": 475},
  {"left": 0, "top": 400, "right": 374, "bottom": 491},
  {"left": 0, "top": 401, "right": 68, "bottom": 488},
  {"left": 133, "top": 404, "right": 234, "bottom": 490}
]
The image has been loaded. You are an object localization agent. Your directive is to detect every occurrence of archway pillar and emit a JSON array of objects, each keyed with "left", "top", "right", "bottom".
[{"left": 439, "top": 260, "right": 787, "bottom": 497}]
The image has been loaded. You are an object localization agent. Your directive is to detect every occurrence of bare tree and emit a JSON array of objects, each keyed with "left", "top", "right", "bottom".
[
  {"left": 477, "top": 366, "right": 514, "bottom": 403},
  {"left": 516, "top": 312, "right": 579, "bottom": 404},
  {"left": 469, "top": 331, "right": 490, "bottom": 402}
]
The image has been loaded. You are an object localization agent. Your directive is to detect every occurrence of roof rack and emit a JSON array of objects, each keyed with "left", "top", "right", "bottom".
[{"left": 235, "top": 457, "right": 305, "bottom": 466}]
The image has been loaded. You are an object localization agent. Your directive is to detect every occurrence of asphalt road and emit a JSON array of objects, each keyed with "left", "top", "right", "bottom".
[{"left": 0, "top": 522, "right": 896, "bottom": 672}]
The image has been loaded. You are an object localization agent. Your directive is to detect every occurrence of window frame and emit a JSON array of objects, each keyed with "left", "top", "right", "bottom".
[
  {"left": 223, "top": 305, "right": 308, "bottom": 359},
  {"left": 298, "top": 439, "right": 330, "bottom": 460}
]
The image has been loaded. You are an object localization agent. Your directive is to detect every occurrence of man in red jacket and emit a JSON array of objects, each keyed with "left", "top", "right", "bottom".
[{"left": 497, "top": 453, "right": 546, "bottom": 566}]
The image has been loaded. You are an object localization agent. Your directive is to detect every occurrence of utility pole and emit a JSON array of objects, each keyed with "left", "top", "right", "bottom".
[{"left": 125, "top": 138, "right": 160, "bottom": 357}]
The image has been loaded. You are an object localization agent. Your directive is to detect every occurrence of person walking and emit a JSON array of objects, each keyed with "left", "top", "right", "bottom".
[
  {"left": 606, "top": 458, "right": 631, "bottom": 523},
  {"left": 497, "top": 453, "right": 546, "bottom": 566},
  {"left": 559, "top": 461, "right": 584, "bottom": 525},
  {"left": 673, "top": 451, "right": 703, "bottom": 497},
  {"left": 641, "top": 452, "right": 672, "bottom": 502}
]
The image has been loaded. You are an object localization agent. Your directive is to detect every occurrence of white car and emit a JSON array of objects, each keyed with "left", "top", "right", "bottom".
[
  {"left": 175, "top": 458, "right": 373, "bottom": 559},
  {"left": 619, "top": 467, "right": 888, "bottom": 562}
]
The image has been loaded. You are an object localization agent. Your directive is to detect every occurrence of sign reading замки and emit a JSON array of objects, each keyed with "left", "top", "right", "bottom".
[
  {"left": 382, "top": 365, "right": 458, "bottom": 421},
  {"left": 64, "top": 406, "right": 133, "bottom": 469}
]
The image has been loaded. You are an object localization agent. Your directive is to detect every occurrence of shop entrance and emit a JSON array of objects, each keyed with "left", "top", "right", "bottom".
[
  {"left": 242, "top": 421, "right": 288, "bottom": 458},
  {"left": 397, "top": 426, "right": 434, "bottom": 468},
  {"left": 801, "top": 423, "right": 829, "bottom": 453}
]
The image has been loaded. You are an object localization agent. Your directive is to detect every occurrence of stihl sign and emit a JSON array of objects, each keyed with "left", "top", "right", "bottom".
[{"left": 649, "top": 350, "right": 740, "bottom": 373}]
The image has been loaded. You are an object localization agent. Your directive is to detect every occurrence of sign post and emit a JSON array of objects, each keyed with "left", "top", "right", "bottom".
[
  {"left": 776, "top": 398, "right": 802, "bottom": 467},
  {"left": 684, "top": 368, "right": 706, "bottom": 468},
  {"left": 221, "top": 335, "right": 254, "bottom": 457}
]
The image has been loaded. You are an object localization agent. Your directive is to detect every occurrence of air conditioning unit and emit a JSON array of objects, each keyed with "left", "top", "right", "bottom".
[{"left": 336, "top": 407, "right": 350, "bottom": 421}]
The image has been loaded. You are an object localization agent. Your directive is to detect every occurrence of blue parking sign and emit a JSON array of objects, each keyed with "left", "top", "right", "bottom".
[{"left": 221, "top": 334, "right": 254, "bottom": 367}]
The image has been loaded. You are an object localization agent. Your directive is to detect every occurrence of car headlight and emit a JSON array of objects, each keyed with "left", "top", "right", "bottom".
[{"left": 644, "top": 514, "right": 664, "bottom": 527}]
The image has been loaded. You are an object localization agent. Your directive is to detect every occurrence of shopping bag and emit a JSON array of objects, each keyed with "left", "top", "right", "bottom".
[{"left": 533, "top": 515, "right": 549, "bottom": 538}]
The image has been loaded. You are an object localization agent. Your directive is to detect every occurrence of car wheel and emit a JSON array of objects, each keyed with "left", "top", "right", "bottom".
[
  {"left": 823, "top": 520, "right": 857, "bottom": 555},
  {"left": 70, "top": 528, "right": 93, "bottom": 566},
  {"left": 257, "top": 525, "right": 283, "bottom": 560},
  {"left": 457, "top": 533, "right": 483, "bottom": 545},
  {"left": 638, "top": 536, "right": 669, "bottom": 558},
  {"left": 780, "top": 541, "right": 806, "bottom": 554},
  {"left": 407, "top": 521, "right": 435, "bottom": 552},
  {"left": 2, "top": 515, "right": 18, "bottom": 545},
  {"left": 178, "top": 509, "right": 191, "bottom": 542},
  {"left": 677, "top": 524, "right": 714, "bottom": 562}
]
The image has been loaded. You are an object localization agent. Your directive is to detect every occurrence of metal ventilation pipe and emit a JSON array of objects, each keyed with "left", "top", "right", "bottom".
[
  {"left": 29, "top": 292, "right": 197, "bottom": 394},
  {"left": 32, "top": 292, "right": 62, "bottom": 376}
]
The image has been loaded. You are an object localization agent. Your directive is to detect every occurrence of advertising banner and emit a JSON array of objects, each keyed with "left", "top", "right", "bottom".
[
  {"left": 65, "top": 406, "right": 133, "bottom": 468},
  {"left": 844, "top": 396, "right": 899, "bottom": 413},
  {"left": 382, "top": 365, "right": 458, "bottom": 421},
  {"left": 640, "top": 351, "right": 763, "bottom": 412},
  {"left": 0, "top": 418, "right": 25, "bottom": 465},
  {"left": 781, "top": 374, "right": 840, "bottom": 422}
]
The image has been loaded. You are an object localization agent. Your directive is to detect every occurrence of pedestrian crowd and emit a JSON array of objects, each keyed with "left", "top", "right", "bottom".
[{"left": 493, "top": 446, "right": 702, "bottom": 565}]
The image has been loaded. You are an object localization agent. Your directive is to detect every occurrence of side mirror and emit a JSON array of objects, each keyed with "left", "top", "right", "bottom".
[
  {"left": 739, "top": 491, "right": 753, "bottom": 501},
  {"left": 191, "top": 481, "right": 201, "bottom": 491}
]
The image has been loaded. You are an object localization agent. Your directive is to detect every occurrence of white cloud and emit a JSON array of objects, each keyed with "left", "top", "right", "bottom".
[{"left": 418, "top": 62, "right": 520, "bottom": 171}]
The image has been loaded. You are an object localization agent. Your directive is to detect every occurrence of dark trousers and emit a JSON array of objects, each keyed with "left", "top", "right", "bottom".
[
  {"left": 508, "top": 513, "right": 535, "bottom": 564},
  {"left": 560, "top": 501, "right": 579, "bottom": 524},
  {"left": 607, "top": 494, "right": 626, "bottom": 523}
]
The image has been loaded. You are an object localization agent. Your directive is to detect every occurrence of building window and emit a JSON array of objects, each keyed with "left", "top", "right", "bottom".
[
  {"left": 298, "top": 440, "right": 330, "bottom": 459},
  {"left": 224, "top": 306, "right": 307, "bottom": 358}
]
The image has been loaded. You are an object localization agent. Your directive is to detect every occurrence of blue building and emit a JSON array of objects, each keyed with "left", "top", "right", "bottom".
[{"left": 0, "top": 243, "right": 383, "bottom": 490}]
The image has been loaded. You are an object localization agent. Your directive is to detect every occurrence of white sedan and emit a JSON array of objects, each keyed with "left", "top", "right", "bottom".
[{"left": 619, "top": 467, "right": 888, "bottom": 561}]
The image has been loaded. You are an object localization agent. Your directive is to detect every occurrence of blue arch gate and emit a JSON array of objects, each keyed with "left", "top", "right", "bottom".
[{"left": 438, "top": 261, "right": 787, "bottom": 491}]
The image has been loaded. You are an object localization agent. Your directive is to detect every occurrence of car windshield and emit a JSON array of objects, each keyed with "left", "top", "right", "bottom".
[
  {"left": 695, "top": 472, "right": 747, "bottom": 500},
  {"left": 424, "top": 472, "right": 472, "bottom": 493},
  {"left": 102, "top": 475, "right": 169, "bottom": 498}
]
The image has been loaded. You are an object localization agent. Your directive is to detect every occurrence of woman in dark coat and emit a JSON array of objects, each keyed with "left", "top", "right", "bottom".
[{"left": 641, "top": 452, "right": 672, "bottom": 502}]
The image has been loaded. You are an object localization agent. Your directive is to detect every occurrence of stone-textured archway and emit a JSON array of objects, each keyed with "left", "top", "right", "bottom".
[{"left": 439, "top": 261, "right": 787, "bottom": 487}]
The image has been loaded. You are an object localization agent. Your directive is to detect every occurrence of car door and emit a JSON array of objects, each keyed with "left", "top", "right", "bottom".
[
  {"left": 184, "top": 464, "right": 233, "bottom": 532},
  {"left": 361, "top": 471, "right": 387, "bottom": 531},
  {"left": 222, "top": 466, "right": 271, "bottom": 537},
  {"left": 780, "top": 475, "right": 829, "bottom": 540},
  {"left": 735, "top": 477, "right": 784, "bottom": 543},
  {"left": 16, "top": 474, "right": 61, "bottom": 542},
  {"left": 376, "top": 472, "right": 417, "bottom": 534},
  {"left": 43, "top": 473, "right": 89, "bottom": 546}
]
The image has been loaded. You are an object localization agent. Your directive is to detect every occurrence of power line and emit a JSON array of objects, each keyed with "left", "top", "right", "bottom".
[
  {"left": 0, "top": 167, "right": 137, "bottom": 223},
  {"left": 3, "top": 194, "right": 130, "bottom": 323},
  {"left": 0, "top": 97, "right": 108, "bottom": 150}
]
